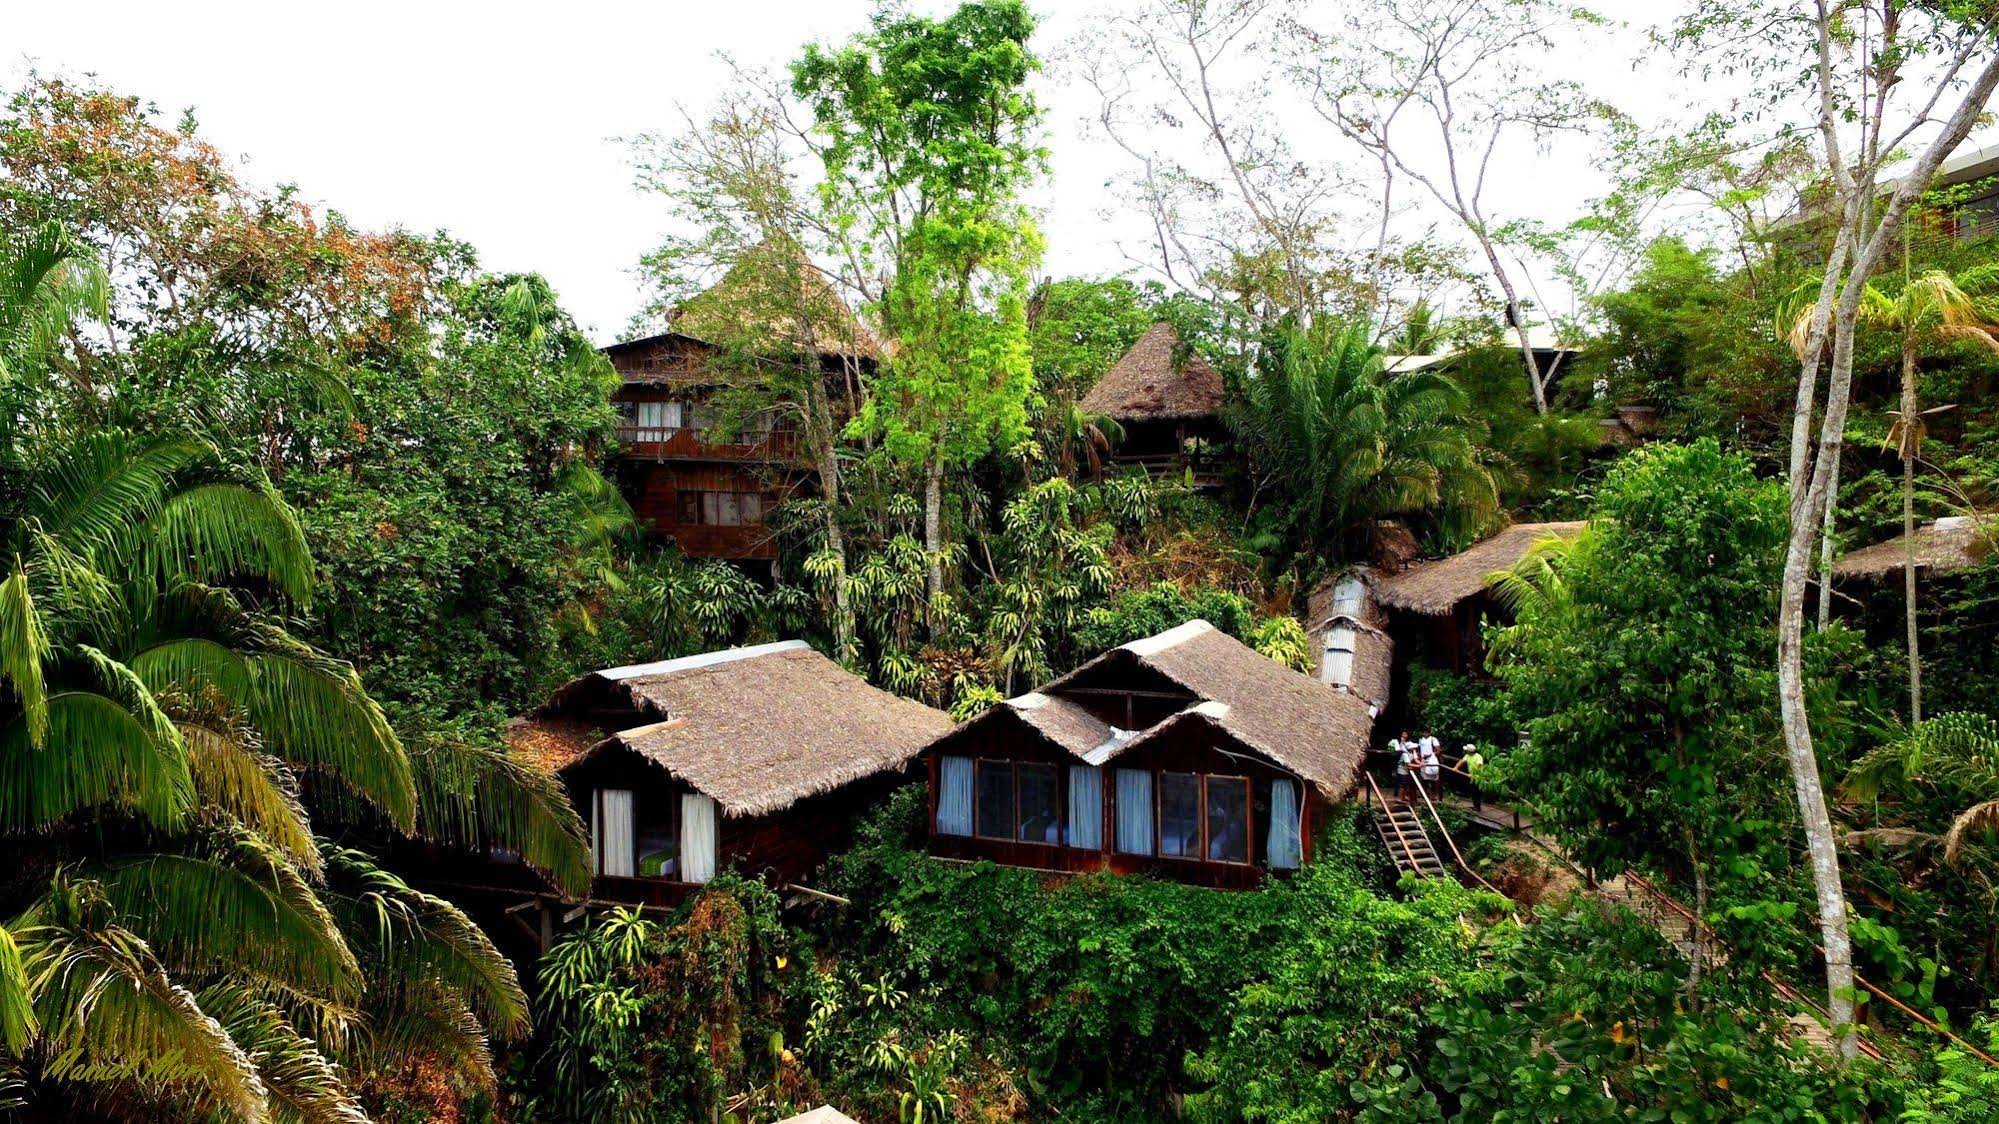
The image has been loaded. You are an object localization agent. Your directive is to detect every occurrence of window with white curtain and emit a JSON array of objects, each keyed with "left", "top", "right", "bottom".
[
  {"left": 1114, "top": 768, "right": 1154, "bottom": 855},
  {"left": 936, "top": 756, "right": 974, "bottom": 835},
  {"left": 591, "top": 788, "right": 635, "bottom": 877},
  {"left": 1321, "top": 625, "right": 1357, "bottom": 688},
  {"left": 1066, "top": 765, "right": 1104, "bottom": 849},
  {"left": 680, "top": 793, "right": 718, "bottom": 884},
  {"left": 1267, "top": 778, "right": 1303, "bottom": 869}
]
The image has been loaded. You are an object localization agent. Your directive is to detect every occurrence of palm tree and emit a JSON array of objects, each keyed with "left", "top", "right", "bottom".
[
  {"left": 1, "top": 226, "right": 585, "bottom": 1118},
  {"left": 1233, "top": 320, "right": 1497, "bottom": 564},
  {"left": 1859, "top": 269, "right": 1999, "bottom": 723}
]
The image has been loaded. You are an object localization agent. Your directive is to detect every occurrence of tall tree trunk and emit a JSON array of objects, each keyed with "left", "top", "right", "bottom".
[
  {"left": 1901, "top": 342, "right": 1923, "bottom": 723},
  {"left": 1779, "top": 9, "right": 1999, "bottom": 1062},
  {"left": 1476, "top": 240, "right": 1547, "bottom": 415},
  {"left": 1816, "top": 441, "right": 1842, "bottom": 631},
  {"left": 923, "top": 452, "right": 946, "bottom": 618}
]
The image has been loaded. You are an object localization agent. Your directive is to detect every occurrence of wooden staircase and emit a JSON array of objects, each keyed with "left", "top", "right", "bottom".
[{"left": 1373, "top": 797, "right": 1450, "bottom": 880}]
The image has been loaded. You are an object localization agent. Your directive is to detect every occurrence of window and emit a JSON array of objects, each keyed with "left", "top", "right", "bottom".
[
  {"left": 633, "top": 400, "right": 683, "bottom": 432},
  {"left": 1159, "top": 772, "right": 1201, "bottom": 858},
  {"left": 680, "top": 793, "right": 718, "bottom": 883},
  {"left": 700, "top": 491, "right": 764, "bottom": 527},
  {"left": 1017, "top": 763, "right": 1060, "bottom": 844},
  {"left": 1206, "top": 776, "right": 1251, "bottom": 863},
  {"left": 635, "top": 795, "right": 679, "bottom": 879},
  {"left": 1321, "top": 625, "right": 1357, "bottom": 688},
  {"left": 591, "top": 789, "right": 634, "bottom": 877},
  {"left": 936, "top": 756, "right": 974, "bottom": 836},
  {"left": 975, "top": 760, "right": 1016, "bottom": 839},
  {"left": 1114, "top": 769, "right": 1154, "bottom": 855},
  {"left": 1266, "top": 778, "right": 1302, "bottom": 869},
  {"left": 677, "top": 491, "right": 766, "bottom": 527},
  {"left": 1066, "top": 765, "right": 1104, "bottom": 849}
]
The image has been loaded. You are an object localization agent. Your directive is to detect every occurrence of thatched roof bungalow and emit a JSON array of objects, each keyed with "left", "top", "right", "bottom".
[
  {"left": 1833, "top": 515, "right": 1994, "bottom": 581},
  {"left": 915, "top": 620, "right": 1373, "bottom": 888},
  {"left": 1362, "top": 520, "right": 1587, "bottom": 680},
  {"left": 1081, "top": 322, "right": 1226, "bottom": 483},
  {"left": 518, "top": 640, "right": 951, "bottom": 904}
]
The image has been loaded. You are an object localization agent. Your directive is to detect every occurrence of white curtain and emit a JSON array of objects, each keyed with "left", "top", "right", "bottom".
[
  {"left": 1267, "top": 778, "right": 1303, "bottom": 870},
  {"left": 593, "top": 789, "right": 634, "bottom": 877},
  {"left": 1114, "top": 769, "right": 1154, "bottom": 855},
  {"left": 1067, "top": 765, "right": 1104, "bottom": 849},
  {"left": 680, "top": 793, "right": 718, "bottom": 883},
  {"left": 937, "top": 756, "right": 974, "bottom": 835}
]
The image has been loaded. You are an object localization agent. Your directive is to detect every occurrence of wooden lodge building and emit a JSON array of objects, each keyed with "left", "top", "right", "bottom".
[
  {"left": 915, "top": 620, "right": 1375, "bottom": 888},
  {"left": 604, "top": 250, "right": 878, "bottom": 564},
  {"left": 1307, "top": 521, "right": 1588, "bottom": 727},
  {"left": 510, "top": 640, "right": 951, "bottom": 907},
  {"left": 1080, "top": 321, "right": 1225, "bottom": 485}
]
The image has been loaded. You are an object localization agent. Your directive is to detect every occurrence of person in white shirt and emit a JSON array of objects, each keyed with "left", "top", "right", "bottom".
[
  {"left": 1418, "top": 728, "right": 1442, "bottom": 786},
  {"left": 1392, "top": 730, "right": 1419, "bottom": 801}
]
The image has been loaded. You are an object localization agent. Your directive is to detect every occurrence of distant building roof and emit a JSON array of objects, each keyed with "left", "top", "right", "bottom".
[
  {"left": 533, "top": 641, "right": 952, "bottom": 817},
  {"left": 777, "top": 1109, "right": 861, "bottom": 1124},
  {"left": 1374, "top": 521, "right": 1588, "bottom": 615},
  {"left": 1833, "top": 515, "right": 1994, "bottom": 580},
  {"left": 1080, "top": 322, "right": 1225, "bottom": 421},
  {"left": 606, "top": 242, "right": 881, "bottom": 368},
  {"left": 1385, "top": 327, "right": 1578, "bottom": 374}
]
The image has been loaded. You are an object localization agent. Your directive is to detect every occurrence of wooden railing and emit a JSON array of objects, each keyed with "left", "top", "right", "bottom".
[
  {"left": 1408, "top": 774, "right": 1504, "bottom": 896},
  {"left": 615, "top": 424, "right": 803, "bottom": 462}
]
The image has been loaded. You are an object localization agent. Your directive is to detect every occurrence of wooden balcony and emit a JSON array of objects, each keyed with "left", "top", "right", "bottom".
[
  {"left": 1105, "top": 452, "right": 1222, "bottom": 488},
  {"left": 616, "top": 424, "right": 804, "bottom": 464}
]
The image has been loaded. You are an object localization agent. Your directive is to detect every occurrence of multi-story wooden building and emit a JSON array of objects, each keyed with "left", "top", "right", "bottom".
[{"left": 604, "top": 256, "right": 877, "bottom": 564}]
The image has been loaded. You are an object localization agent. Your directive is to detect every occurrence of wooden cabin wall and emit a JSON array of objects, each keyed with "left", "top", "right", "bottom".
[
  {"left": 920, "top": 711, "right": 1324, "bottom": 890},
  {"left": 618, "top": 460, "right": 790, "bottom": 561}
]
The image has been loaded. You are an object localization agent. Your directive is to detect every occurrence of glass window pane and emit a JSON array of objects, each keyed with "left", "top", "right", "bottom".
[
  {"left": 635, "top": 793, "right": 679, "bottom": 878},
  {"left": 1016, "top": 763, "right": 1060, "bottom": 844},
  {"left": 1114, "top": 769, "right": 1153, "bottom": 855},
  {"left": 1159, "top": 772, "right": 1201, "bottom": 858},
  {"left": 936, "top": 756, "right": 974, "bottom": 836},
  {"left": 976, "top": 760, "right": 1015, "bottom": 839},
  {"left": 1206, "top": 777, "right": 1250, "bottom": 863}
]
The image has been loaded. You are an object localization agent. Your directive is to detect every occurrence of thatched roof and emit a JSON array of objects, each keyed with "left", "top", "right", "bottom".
[
  {"left": 505, "top": 716, "right": 607, "bottom": 774},
  {"left": 551, "top": 641, "right": 952, "bottom": 818},
  {"left": 1375, "top": 521, "right": 1588, "bottom": 615},
  {"left": 1005, "top": 692, "right": 1116, "bottom": 756},
  {"left": 1055, "top": 621, "right": 1373, "bottom": 797},
  {"left": 1833, "top": 515, "right": 1994, "bottom": 580},
  {"left": 671, "top": 243, "right": 880, "bottom": 361},
  {"left": 1080, "top": 322, "right": 1224, "bottom": 421}
]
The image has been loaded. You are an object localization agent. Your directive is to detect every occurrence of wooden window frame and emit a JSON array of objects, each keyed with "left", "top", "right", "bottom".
[
  {"left": 972, "top": 758, "right": 1018, "bottom": 843},
  {"left": 1151, "top": 770, "right": 1257, "bottom": 868},
  {"left": 1203, "top": 774, "right": 1254, "bottom": 866},
  {"left": 1014, "top": 761, "right": 1061, "bottom": 846}
]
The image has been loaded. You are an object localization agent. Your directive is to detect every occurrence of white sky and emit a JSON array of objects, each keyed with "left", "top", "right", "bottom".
[{"left": 9, "top": 1, "right": 1696, "bottom": 345}]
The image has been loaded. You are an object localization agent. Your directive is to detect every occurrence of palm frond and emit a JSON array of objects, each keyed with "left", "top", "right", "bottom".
[
  {"left": 28, "top": 430, "right": 209, "bottom": 565},
  {"left": 179, "top": 712, "right": 319, "bottom": 876},
  {"left": 411, "top": 739, "right": 590, "bottom": 896},
  {"left": 324, "top": 849, "right": 526, "bottom": 1039},
  {"left": 243, "top": 645, "right": 412, "bottom": 831},
  {"left": 198, "top": 984, "right": 369, "bottom": 1124},
  {"left": 146, "top": 482, "right": 316, "bottom": 606},
  {"left": 0, "top": 220, "right": 109, "bottom": 377},
  {"left": 14, "top": 876, "right": 267, "bottom": 1122},
  {"left": 0, "top": 564, "right": 49, "bottom": 747},
  {"left": 92, "top": 830, "right": 360, "bottom": 1000},
  {"left": 0, "top": 925, "right": 34, "bottom": 1052},
  {"left": 0, "top": 690, "right": 193, "bottom": 831}
]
